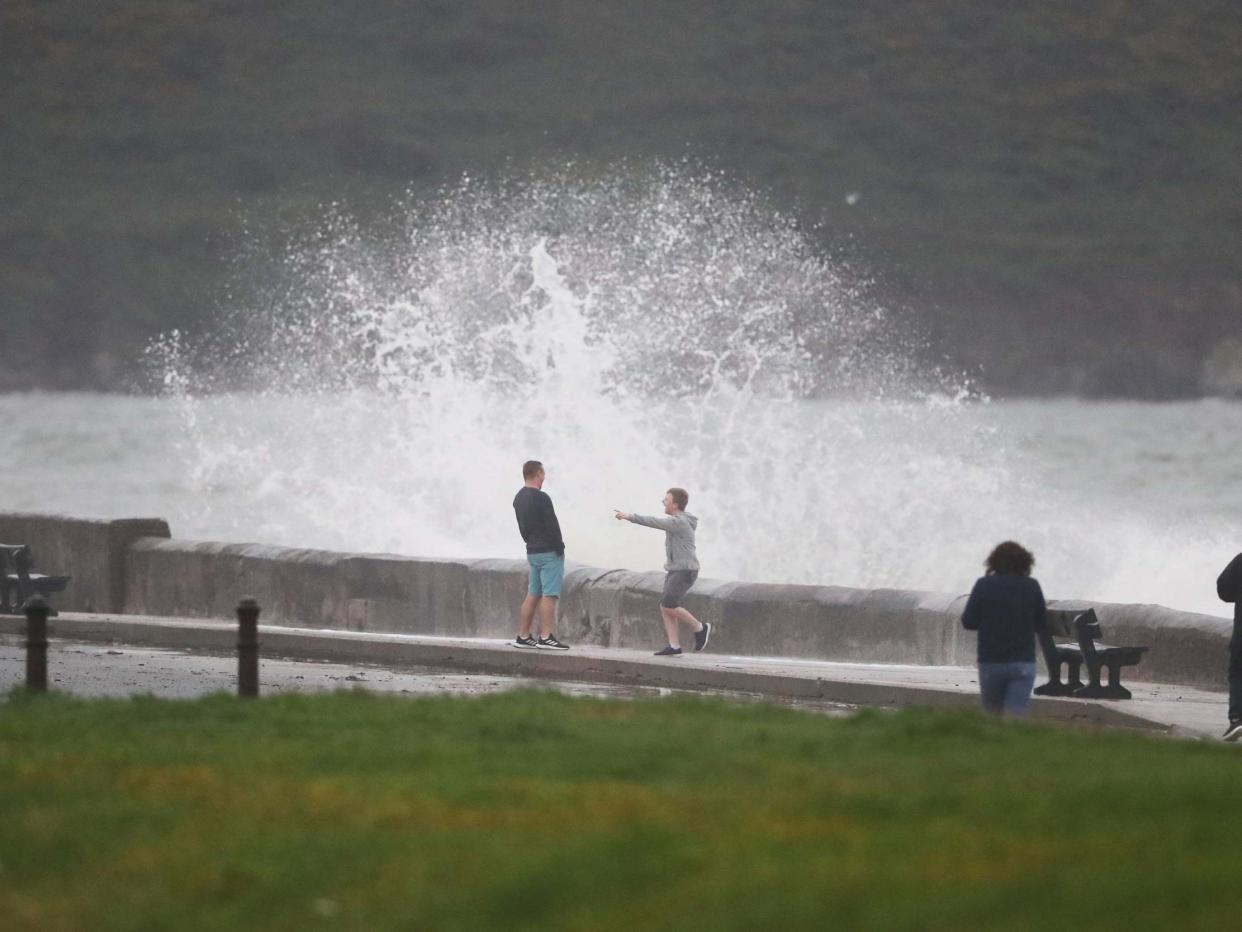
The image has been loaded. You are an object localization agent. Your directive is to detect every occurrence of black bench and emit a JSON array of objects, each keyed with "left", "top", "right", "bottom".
[
  {"left": 1034, "top": 607, "right": 1148, "bottom": 701},
  {"left": 0, "top": 544, "right": 70, "bottom": 616},
  {"left": 1033, "top": 608, "right": 1086, "bottom": 697}
]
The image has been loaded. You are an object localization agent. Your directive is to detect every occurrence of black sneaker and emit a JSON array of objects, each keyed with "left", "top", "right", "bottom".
[
  {"left": 693, "top": 621, "right": 712, "bottom": 652},
  {"left": 514, "top": 635, "right": 538, "bottom": 649},
  {"left": 1223, "top": 720, "right": 1242, "bottom": 742},
  {"left": 538, "top": 634, "right": 570, "bottom": 650},
  {"left": 654, "top": 645, "right": 683, "bottom": 657}
]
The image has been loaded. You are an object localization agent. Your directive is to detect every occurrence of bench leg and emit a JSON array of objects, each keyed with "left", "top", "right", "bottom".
[
  {"left": 1074, "top": 661, "right": 1106, "bottom": 699},
  {"left": 1103, "top": 663, "right": 1132, "bottom": 700},
  {"left": 1034, "top": 660, "right": 1078, "bottom": 696},
  {"left": 1067, "top": 658, "right": 1084, "bottom": 691},
  {"left": 1074, "top": 662, "right": 1132, "bottom": 700}
]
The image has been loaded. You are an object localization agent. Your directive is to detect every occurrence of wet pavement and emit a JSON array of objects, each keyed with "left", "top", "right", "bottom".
[
  {"left": 0, "top": 612, "right": 1230, "bottom": 739},
  {"left": 712, "top": 653, "right": 1231, "bottom": 739},
  {"left": 0, "top": 635, "right": 855, "bottom": 715}
]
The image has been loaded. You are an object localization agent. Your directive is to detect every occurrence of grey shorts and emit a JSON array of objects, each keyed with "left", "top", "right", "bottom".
[{"left": 660, "top": 570, "right": 698, "bottom": 609}]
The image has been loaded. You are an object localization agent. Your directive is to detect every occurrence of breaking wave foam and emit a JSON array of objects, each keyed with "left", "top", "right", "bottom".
[{"left": 148, "top": 167, "right": 1236, "bottom": 616}]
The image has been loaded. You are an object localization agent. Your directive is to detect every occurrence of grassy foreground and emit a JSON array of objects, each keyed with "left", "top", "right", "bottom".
[{"left": 1, "top": 690, "right": 1240, "bottom": 931}]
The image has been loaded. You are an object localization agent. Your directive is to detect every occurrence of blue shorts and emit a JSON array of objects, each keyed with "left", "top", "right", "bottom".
[{"left": 527, "top": 552, "right": 564, "bottom": 598}]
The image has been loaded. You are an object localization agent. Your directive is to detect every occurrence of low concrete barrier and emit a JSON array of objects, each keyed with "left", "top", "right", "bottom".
[
  {"left": 0, "top": 512, "right": 170, "bottom": 613},
  {"left": 124, "top": 538, "right": 475, "bottom": 636},
  {"left": 555, "top": 569, "right": 976, "bottom": 666},
  {"left": 121, "top": 541, "right": 981, "bottom": 667},
  {"left": 0, "top": 511, "right": 1232, "bottom": 688}
]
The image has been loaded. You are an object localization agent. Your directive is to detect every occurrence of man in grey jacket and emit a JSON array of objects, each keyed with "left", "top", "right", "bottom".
[{"left": 614, "top": 487, "right": 710, "bottom": 656}]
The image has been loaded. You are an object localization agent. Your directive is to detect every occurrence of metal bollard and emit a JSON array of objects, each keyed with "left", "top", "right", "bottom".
[
  {"left": 24, "top": 595, "right": 49, "bottom": 693},
  {"left": 236, "top": 597, "right": 260, "bottom": 698}
]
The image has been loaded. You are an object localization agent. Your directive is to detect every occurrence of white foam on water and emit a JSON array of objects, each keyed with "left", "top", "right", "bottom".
[{"left": 145, "top": 168, "right": 1240, "bottom": 617}]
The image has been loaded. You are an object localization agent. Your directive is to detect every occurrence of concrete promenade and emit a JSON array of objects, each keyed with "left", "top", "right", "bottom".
[
  {"left": 0, "top": 611, "right": 1227, "bottom": 739},
  {"left": 0, "top": 637, "right": 739, "bottom": 705},
  {"left": 1, "top": 511, "right": 1232, "bottom": 688}
]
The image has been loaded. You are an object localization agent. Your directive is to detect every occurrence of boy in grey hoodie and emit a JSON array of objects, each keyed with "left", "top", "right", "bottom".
[{"left": 614, "top": 487, "right": 710, "bottom": 656}]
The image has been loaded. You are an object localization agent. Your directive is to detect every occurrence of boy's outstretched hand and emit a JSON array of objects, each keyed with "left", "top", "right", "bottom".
[{"left": 613, "top": 510, "right": 631, "bottom": 521}]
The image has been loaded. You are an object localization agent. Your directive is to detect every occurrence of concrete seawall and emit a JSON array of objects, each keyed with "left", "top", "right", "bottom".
[
  {"left": 122, "top": 539, "right": 979, "bottom": 667},
  {"left": 1, "top": 512, "right": 1231, "bottom": 687},
  {"left": 0, "top": 512, "right": 170, "bottom": 613}
]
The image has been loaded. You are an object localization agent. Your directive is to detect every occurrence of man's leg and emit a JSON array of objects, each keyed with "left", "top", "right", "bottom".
[
  {"left": 670, "top": 606, "right": 704, "bottom": 633},
  {"left": 661, "top": 571, "right": 706, "bottom": 651},
  {"left": 1228, "top": 620, "right": 1242, "bottom": 724},
  {"left": 659, "top": 571, "right": 699, "bottom": 649},
  {"left": 675, "top": 606, "right": 712, "bottom": 652},
  {"left": 518, "top": 556, "right": 541, "bottom": 638},
  {"left": 1002, "top": 662, "right": 1037, "bottom": 717},
  {"left": 977, "top": 663, "right": 1005, "bottom": 715},
  {"left": 518, "top": 593, "right": 538, "bottom": 638},
  {"left": 538, "top": 596, "right": 558, "bottom": 638},
  {"left": 537, "top": 555, "right": 563, "bottom": 639},
  {"left": 659, "top": 606, "right": 681, "bottom": 649}
]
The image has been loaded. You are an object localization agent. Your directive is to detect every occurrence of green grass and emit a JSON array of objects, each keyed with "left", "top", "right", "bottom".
[{"left": 2, "top": 690, "right": 1241, "bottom": 930}]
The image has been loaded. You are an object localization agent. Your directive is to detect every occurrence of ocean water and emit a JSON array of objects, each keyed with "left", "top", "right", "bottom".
[
  {"left": 3, "top": 169, "right": 1238, "bottom": 617},
  {"left": 1, "top": 392, "right": 1238, "bottom": 617}
]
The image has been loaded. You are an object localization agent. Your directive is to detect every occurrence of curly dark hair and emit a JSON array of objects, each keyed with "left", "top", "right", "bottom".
[{"left": 985, "top": 541, "right": 1035, "bottom": 576}]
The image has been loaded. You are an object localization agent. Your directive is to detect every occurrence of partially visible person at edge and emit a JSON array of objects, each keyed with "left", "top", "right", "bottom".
[
  {"left": 512, "top": 460, "right": 570, "bottom": 650},
  {"left": 961, "top": 541, "right": 1047, "bottom": 716},
  {"left": 1217, "top": 552, "right": 1242, "bottom": 740},
  {"left": 614, "top": 487, "right": 710, "bottom": 657}
]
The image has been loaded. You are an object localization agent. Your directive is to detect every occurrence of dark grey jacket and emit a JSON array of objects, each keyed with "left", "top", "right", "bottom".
[
  {"left": 961, "top": 573, "right": 1047, "bottom": 664},
  {"left": 513, "top": 487, "right": 564, "bottom": 556},
  {"left": 1218, "top": 554, "right": 1242, "bottom": 624}
]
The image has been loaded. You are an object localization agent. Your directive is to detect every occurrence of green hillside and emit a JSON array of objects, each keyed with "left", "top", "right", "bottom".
[{"left": 3, "top": 0, "right": 1241, "bottom": 395}]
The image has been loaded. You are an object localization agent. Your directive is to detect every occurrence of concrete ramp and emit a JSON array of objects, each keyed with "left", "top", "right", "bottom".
[{"left": 3, "top": 612, "right": 1216, "bottom": 736}]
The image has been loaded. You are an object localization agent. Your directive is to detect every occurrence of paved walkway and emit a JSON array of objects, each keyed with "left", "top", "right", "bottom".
[
  {"left": 0, "top": 612, "right": 1228, "bottom": 739},
  {"left": 0, "top": 637, "right": 795, "bottom": 705}
]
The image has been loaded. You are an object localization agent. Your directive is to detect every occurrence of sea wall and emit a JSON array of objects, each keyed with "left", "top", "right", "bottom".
[
  {"left": 0, "top": 512, "right": 170, "bottom": 613},
  {"left": 123, "top": 538, "right": 475, "bottom": 637},
  {"left": 121, "top": 542, "right": 977, "bottom": 666},
  {"left": 1, "top": 512, "right": 1232, "bottom": 687}
]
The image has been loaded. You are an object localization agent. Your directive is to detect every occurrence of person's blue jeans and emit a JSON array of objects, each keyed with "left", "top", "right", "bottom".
[{"left": 977, "top": 661, "right": 1037, "bottom": 716}]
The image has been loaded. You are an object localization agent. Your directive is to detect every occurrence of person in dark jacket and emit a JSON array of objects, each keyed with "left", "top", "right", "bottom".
[
  {"left": 961, "top": 541, "right": 1047, "bottom": 716},
  {"left": 512, "top": 460, "right": 570, "bottom": 650},
  {"left": 1217, "top": 553, "right": 1242, "bottom": 740}
]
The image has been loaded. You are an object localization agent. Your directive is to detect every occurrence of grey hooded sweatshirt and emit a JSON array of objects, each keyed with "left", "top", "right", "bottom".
[{"left": 628, "top": 511, "right": 700, "bottom": 572}]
